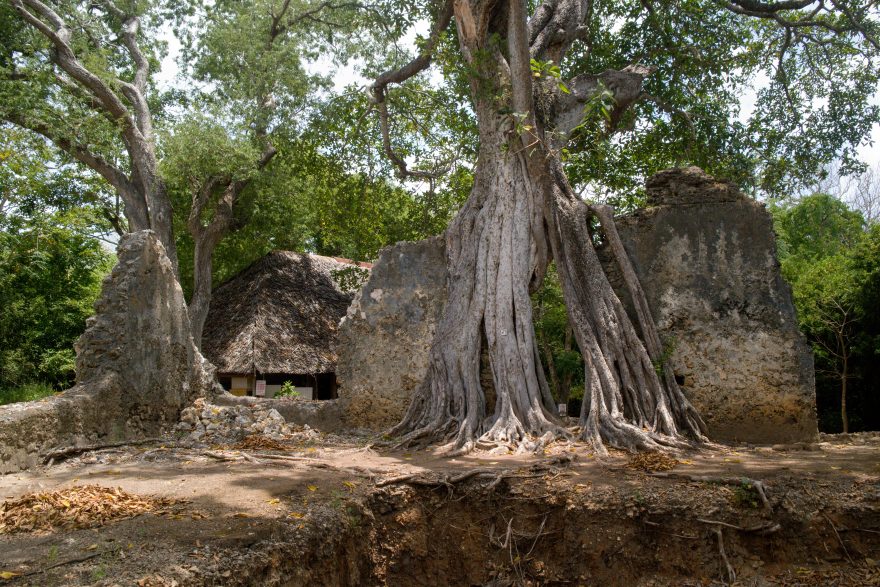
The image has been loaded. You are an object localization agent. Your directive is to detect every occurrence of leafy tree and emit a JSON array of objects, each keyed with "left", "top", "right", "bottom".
[
  {"left": 775, "top": 194, "right": 880, "bottom": 432},
  {"left": 173, "top": 137, "right": 452, "bottom": 297},
  {"left": 372, "top": 0, "right": 879, "bottom": 453},
  {"left": 1, "top": 0, "right": 177, "bottom": 264},
  {"left": 2, "top": 125, "right": 129, "bottom": 242},
  {"left": 163, "top": 0, "right": 416, "bottom": 347},
  {"left": 793, "top": 254, "right": 862, "bottom": 433},
  {"left": 773, "top": 193, "right": 865, "bottom": 264},
  {"left": 0, "top": 210, "right": 111, "bottom": 392}
]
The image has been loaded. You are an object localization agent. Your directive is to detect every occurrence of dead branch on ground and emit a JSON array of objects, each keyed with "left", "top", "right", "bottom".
[{"left": 43, "top": 438, "right": 163, "bottom": 464}]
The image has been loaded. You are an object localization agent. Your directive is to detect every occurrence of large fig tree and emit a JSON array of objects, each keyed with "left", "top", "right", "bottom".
[{"left": 374, "top": 0, "right": 880, "bottom": 454}]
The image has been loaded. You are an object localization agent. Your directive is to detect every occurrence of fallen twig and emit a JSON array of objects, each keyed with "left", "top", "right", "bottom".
[
  {"left": 42, "top": 438, "right": 163, "bottom": 464},
  {"left": 201, "top": 450, "right": 241, "bottom": 462},
  {"left": 823, "top": 513, "right": 854, "bottom": 564},
  {"left": 19, "top": 547, "right": 122, "bottom": 577}
]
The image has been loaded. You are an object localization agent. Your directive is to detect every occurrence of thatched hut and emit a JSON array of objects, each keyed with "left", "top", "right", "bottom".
[{"left": 202, "top": 251, "right": 371, "bottom": 400}]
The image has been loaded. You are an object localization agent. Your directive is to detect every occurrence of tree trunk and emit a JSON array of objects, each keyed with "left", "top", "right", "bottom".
[
  {"left": 149, "top": 180, "right": 178, "bottom": 274},
  {"left": 841, "top": 353, "right": 849, "bottom": 434},
  {"left": 389, "top": 0, "right": 706, "bottom": 453},
  {"left": 188, "top": 231, "right": 222, "bottom": 350},
  {"left": 391, "top": 114, "right": 562, "bottom": 454}
]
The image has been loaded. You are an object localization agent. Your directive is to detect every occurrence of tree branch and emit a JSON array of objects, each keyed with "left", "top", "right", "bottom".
[
  {"left": 2, "top": 111, "right": 131, "bottom": 195},
  {"left": 12, "top": 0, "right": 136, "bottom": 128},
  {"left": 369, "top": 0, "right": 454, "bottom": 179}
]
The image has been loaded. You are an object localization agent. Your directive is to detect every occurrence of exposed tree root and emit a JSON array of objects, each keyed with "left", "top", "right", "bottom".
[
  {"left": 712, "top": 526, "right": 736, "bottom": 585},
  {"left": 698, "top": 519, "right": 781, "bottom": 535},
  {"left": 376, "top": 455, "right": 576, "bottom": 490}
]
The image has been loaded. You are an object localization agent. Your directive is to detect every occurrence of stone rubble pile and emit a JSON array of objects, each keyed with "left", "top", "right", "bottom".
[{"left": 174, "top": 398, "right": 319, "bottom": 444}]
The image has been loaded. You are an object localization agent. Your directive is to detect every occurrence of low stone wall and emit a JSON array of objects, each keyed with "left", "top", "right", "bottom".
[
  {"left": 0, "top": 231, "right": 213, "bottom": 473},
  {"left": 336, "top": 237, "right": 448, "bottom": 430},
  {"left": 335, "top": 167, "right": 818, "bottom": 443},
  {"left": 211, "top": 394, "right": 346, "bottom": 433},
  {"left": 602, "top": 167, "right": 817, "bottom": 443}
]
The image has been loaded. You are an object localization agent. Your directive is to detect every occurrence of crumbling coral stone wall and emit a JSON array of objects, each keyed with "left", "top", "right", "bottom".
[
  {"left": 603, "top": 167, "right": 817, "bottom": 443},
  {"left": 0, "top": 230, "right": 213, "bottom": 473},
  {"left": 336, "top": 237, "right": 448, "bottom": 430},
  {"left": 335, "top": 168, "right": 817, "bottom": 443}
]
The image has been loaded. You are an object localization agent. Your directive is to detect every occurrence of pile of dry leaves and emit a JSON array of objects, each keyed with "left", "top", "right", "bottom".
[
  {"left": 626, "top": 451, "right": 679, "bottom": 472},
  {"left": 232, "top": 434, "right": 290, "bottom": 451},
  {"left": 0, "top": 485, "right": 177, "bottom": 534}
]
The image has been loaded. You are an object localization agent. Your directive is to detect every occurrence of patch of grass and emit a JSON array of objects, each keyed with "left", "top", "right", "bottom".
[
  {"left": 90, "top": 564, "right": 107, "bottom": 581},
  {"left": 0, "top": 382, "right": 56, "bottom": 406},
  {"left": 731, "top": 480, "right": 761, "bottom": 509}
]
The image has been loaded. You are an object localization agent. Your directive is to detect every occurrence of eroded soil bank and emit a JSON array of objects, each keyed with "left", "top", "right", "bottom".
[{"left": 1, "top": 433, "right": 878, "bottom": 586}]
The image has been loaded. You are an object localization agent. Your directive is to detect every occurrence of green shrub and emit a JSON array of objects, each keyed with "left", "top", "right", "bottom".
[
  {"left": 0, "top": 382, "right": 56, "bottom": 406},
  {"left": 275, "top": 380, "right": 301, "bottom": 399}
]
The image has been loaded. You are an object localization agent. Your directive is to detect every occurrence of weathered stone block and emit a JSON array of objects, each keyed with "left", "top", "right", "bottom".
[
  {"left": 336, "top": 237, "right": 448, "bottom": 430},
  {"left": 604, "top": 167, "right": 817, "bottom": 443},
  {"left": 0, "top": 231, "right": 214, "bottom": 473}
]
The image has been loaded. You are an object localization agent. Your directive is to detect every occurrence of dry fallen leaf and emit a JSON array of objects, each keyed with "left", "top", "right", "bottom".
[
  {"left": 307, "top": 485, "right": 317, "bottom": 492},
  {"left": 626, "top": 451, "right": 678, "bottom": 473},
  {"left": 0, "top": 571, "right": 21, "bottom": 580},
  {"left": 0, "top": 485, "right": 178, "bottom": 534}
]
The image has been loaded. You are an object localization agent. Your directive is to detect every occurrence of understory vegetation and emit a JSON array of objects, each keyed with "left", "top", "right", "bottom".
[{"left": 772, "top": 193, "right": 880, "bottom": 433}]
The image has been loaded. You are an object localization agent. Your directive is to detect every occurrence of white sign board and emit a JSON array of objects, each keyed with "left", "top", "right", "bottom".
[
  {"left": 558, "top": 403, "right": 567, "bottom": 417},
  {"left": 255, "top": 380, "right": 267, "bottom": 397}
]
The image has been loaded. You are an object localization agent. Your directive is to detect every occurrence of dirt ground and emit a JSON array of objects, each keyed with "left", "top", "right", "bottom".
[{"left": 0, "top": 432, "right": 878, "bottom": 586}]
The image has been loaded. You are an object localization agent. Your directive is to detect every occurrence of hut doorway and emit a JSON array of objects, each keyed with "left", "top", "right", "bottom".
[{"left": 216, "top": 372, "right": 338, "bottom": 400}]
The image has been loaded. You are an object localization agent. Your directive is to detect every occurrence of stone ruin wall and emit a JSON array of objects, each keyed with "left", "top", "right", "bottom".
[
  {"left": 603, "top": 167, "right": 816, "bottom": 443},
  {"left": 337, "top": 167, "right": 818, "bottom": 443},
  {"left": 0, "top": 231, "right": 214, "bottom": 473},
  {"left": 336, "top": 237, "right": 448, "bottom": 430}
]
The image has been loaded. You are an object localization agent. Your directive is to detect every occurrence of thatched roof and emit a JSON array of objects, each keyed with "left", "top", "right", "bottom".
[{"left": 202, "top": 251, "right": 371, "bottom": 375}]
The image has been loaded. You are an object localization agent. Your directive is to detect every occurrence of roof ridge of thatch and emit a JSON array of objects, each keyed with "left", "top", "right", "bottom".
[{"left": 202, "top": 249, "right": 370, "bottom": 376}]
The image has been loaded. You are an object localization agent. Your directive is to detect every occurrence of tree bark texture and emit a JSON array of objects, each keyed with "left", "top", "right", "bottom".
[
  {"left": 387, "top": 0, "right": 706, "bottom": 454},
  {"left": 841, "top": 352, "right": 849, "bottom": 434},
  {"left": 8, "top": 0, "right": 178, "bottom": 271}
]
